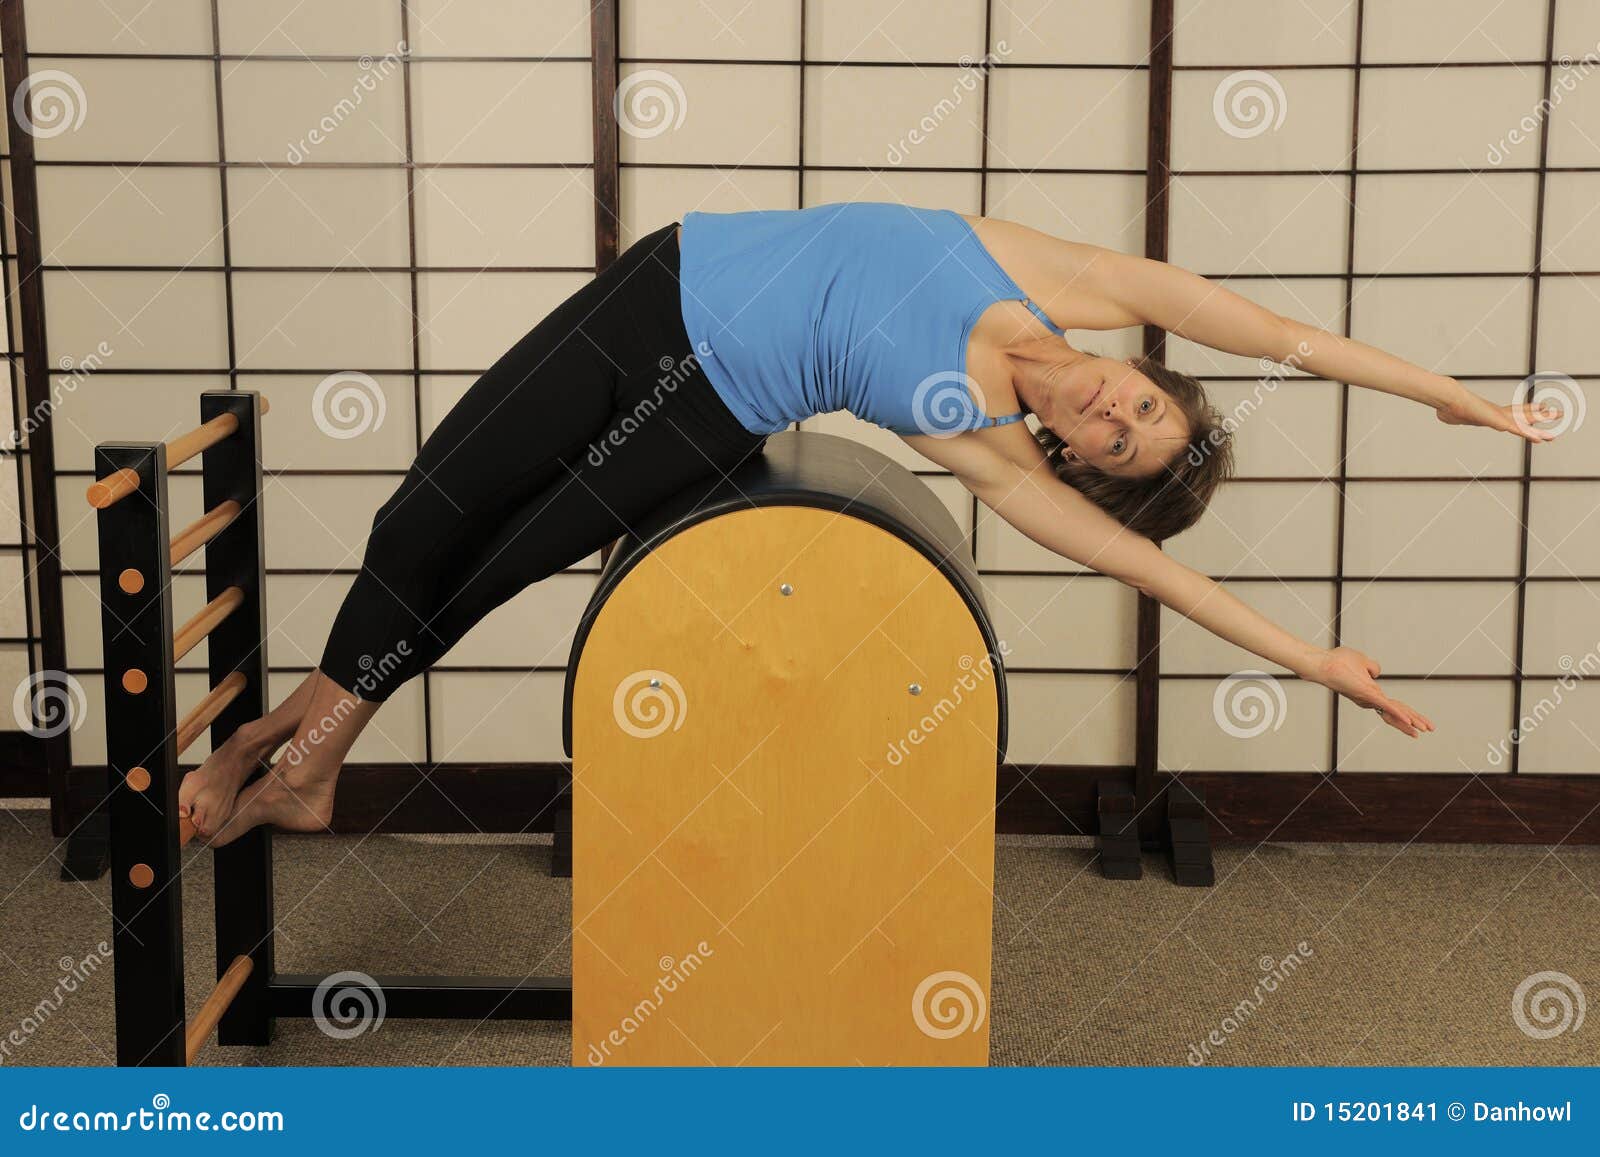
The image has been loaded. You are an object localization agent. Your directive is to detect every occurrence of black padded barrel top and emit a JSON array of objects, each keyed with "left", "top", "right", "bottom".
[{"left": 560, "top": 430, "right": 1008, "bottom": 762}]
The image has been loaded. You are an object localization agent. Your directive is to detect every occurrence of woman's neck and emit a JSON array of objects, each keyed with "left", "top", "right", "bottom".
[{"left": 1005, "top": 338, "right": 1086, "bottom": 429}]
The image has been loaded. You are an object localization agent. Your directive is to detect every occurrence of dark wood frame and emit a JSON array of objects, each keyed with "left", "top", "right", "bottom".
[
  {"left": 7, "top": 0, "right": 1599, "bottom": 856},
  {"left": 0, "top": 0, "right": 72, "bottom": 807}
]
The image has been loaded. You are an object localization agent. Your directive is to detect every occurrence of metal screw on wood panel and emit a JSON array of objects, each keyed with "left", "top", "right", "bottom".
[
  {"left": 648, "top": 678, "right": 661, "bottom": 689},
  {"left": 779, "top": 583, "right": 793, "bottom": 596},
  {"left": 908, "top": 683, "right": 923, "bottom": 695}
]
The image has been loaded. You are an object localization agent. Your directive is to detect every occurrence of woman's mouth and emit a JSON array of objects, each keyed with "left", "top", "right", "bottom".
[{"left": 1081, "top": 384, "right": 1102, "bottom": 415}]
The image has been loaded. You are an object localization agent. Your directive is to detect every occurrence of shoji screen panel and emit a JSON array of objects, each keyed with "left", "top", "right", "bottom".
[
  {"left": 34, "top": 1, "right": 598, "bottom": 770},
  {"left": 1162, "top": 0, "right": 1596, "bottom": 779},
  {"left": 615, "top": 0, "right": 1154, "bottom": 769},
  {"left": 0, "top": 48, "right": 45, "bottom": 758}
]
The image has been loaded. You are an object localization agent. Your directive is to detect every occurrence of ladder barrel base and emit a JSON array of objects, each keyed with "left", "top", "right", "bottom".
[{"left": 565, "top": 433, "right": 1006, "bottom": 1067}]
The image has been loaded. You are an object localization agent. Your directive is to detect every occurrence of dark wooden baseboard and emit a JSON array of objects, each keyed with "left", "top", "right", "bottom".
[
  {"left": 51, "top": 763, "right": 1600, "bottom": 845},
  {"left": 332, "top": 763, "right": 1600, "bottom": 845}
]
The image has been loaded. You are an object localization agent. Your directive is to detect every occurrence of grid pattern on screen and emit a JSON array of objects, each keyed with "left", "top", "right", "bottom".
[
  {"left": 617, "top": 0, "right": 1159, "bottom": 771},
  {"left": 1159, "top": 0, "right": 1598, "bottom": 776},
  {"left": 0, "top": 56, "right": 42, "bottom": 721},
  {"left": 27, "top": 1, "right": 600, "bottom": 767},
  {"left": 12, "top": 0, "right": 1599, "bottom": 778}
]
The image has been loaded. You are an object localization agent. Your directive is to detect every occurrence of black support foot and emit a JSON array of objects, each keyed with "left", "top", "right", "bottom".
[
  {"left": 59, "top": 808, "right": 110, "bottom": 881},
  {"left": 1164, "top": 781, "right": 1214, "bottom": 887},
  {"left": 549, "top": 804, "right": 571, "bottom": 878},
  {"left": 1095, "top": 779, "right": 1142, "bottom": 880}
]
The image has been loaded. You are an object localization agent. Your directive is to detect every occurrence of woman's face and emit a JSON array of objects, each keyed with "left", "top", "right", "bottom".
[{"left": 1047, "top": 356, "right": 1190, "bottom": 479}]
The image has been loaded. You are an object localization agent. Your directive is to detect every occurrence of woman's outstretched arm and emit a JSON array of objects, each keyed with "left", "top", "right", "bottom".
[
  {"left": 975, "top": 219, "right": 1562, "bottom": 445},
  {"left": 1089, "top": 251, "right": 1562, "bottom": 445},
  {"left": 907, "top": 431, "right": 1435, "bottom": 737}
]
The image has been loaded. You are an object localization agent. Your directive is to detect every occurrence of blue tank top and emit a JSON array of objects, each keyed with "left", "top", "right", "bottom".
[{"left": 676, "top": 203, "right": 1064, "bottom": 437}]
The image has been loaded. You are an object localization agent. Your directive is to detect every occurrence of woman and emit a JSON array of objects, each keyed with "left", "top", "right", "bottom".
[{"left": 180, "top": 201, "right": 1560, "bottom": 843}]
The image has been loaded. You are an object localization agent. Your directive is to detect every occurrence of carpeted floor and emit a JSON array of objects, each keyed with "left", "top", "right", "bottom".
[{"left": 2, "top": 802, "right": 1595, "bottom": 1066}]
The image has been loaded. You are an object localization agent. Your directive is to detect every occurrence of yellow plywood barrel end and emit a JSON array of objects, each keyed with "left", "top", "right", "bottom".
[{"left": 571, "top": 507, "right": 999, "bottom": 1066}]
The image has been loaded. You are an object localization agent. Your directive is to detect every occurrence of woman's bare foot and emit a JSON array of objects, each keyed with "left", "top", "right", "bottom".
[
  {"left": 179, "top": 723, "right": 271, "bottom": 839},
  {"left": 206, "top": 759, "right": 338, "bottom": 848},
  {"left": 198, "top": 671, "right": 378, "bottom": 847}
]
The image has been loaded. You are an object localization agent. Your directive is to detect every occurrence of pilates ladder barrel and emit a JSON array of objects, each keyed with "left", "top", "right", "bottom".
[{"left": 564, "top": 432, "right": 1007, "bottom": 1066}]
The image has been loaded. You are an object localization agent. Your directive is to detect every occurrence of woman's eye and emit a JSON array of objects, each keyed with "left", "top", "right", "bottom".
[
  {"left": 1139, "top": 397, "right": 1154, "bottom": 414},
  {"left": 1111, "top": 436, "right": 1127, "bottom": 455}
]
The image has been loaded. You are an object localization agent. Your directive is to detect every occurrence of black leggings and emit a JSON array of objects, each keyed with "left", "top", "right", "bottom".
[{"left": 319, "top": 222, "right": 768, "bottom": 702}]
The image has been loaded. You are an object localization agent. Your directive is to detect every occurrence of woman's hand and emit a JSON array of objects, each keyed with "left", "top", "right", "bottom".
[
  {"left": 1302, "top": 646, "right": 1435, "bottom": 738},
  {"left": 1436, "top": 383, "right": 1563, "bottom": 443}
]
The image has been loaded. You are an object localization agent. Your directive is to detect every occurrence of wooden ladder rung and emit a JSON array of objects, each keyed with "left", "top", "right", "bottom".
[
  {"left": 184, "top": 955, "right": 254, "bottom": 1064},
  {"left": 86, "top": 396, "right": 270, "bottom": 509},
  {"left": 175, "top": 671, "right": 247, "bottom": 756},
  {"left": 172, "top": 586, "right": 245, "bottom": 662},
  {"left": 170, "top": 500, "right": 241, "bottom": 567}
]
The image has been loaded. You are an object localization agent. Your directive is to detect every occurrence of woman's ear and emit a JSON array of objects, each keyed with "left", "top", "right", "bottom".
[{"left": 1123, "top": 356, "right": 1140, "bottom": 368}]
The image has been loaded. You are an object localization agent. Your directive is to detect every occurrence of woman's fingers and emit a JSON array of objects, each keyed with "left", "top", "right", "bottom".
[
  {"left": 1373, "top": 692, "right": 1433, "bottom": 737},
  {"left": 1509, "top": 403, "right": 1562, "bottom": 442}
]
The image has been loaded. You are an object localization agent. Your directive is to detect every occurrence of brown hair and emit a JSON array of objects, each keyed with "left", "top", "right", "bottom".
[{"left": 1033, "top": 357, "right": 1233, "bottom": 543}]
